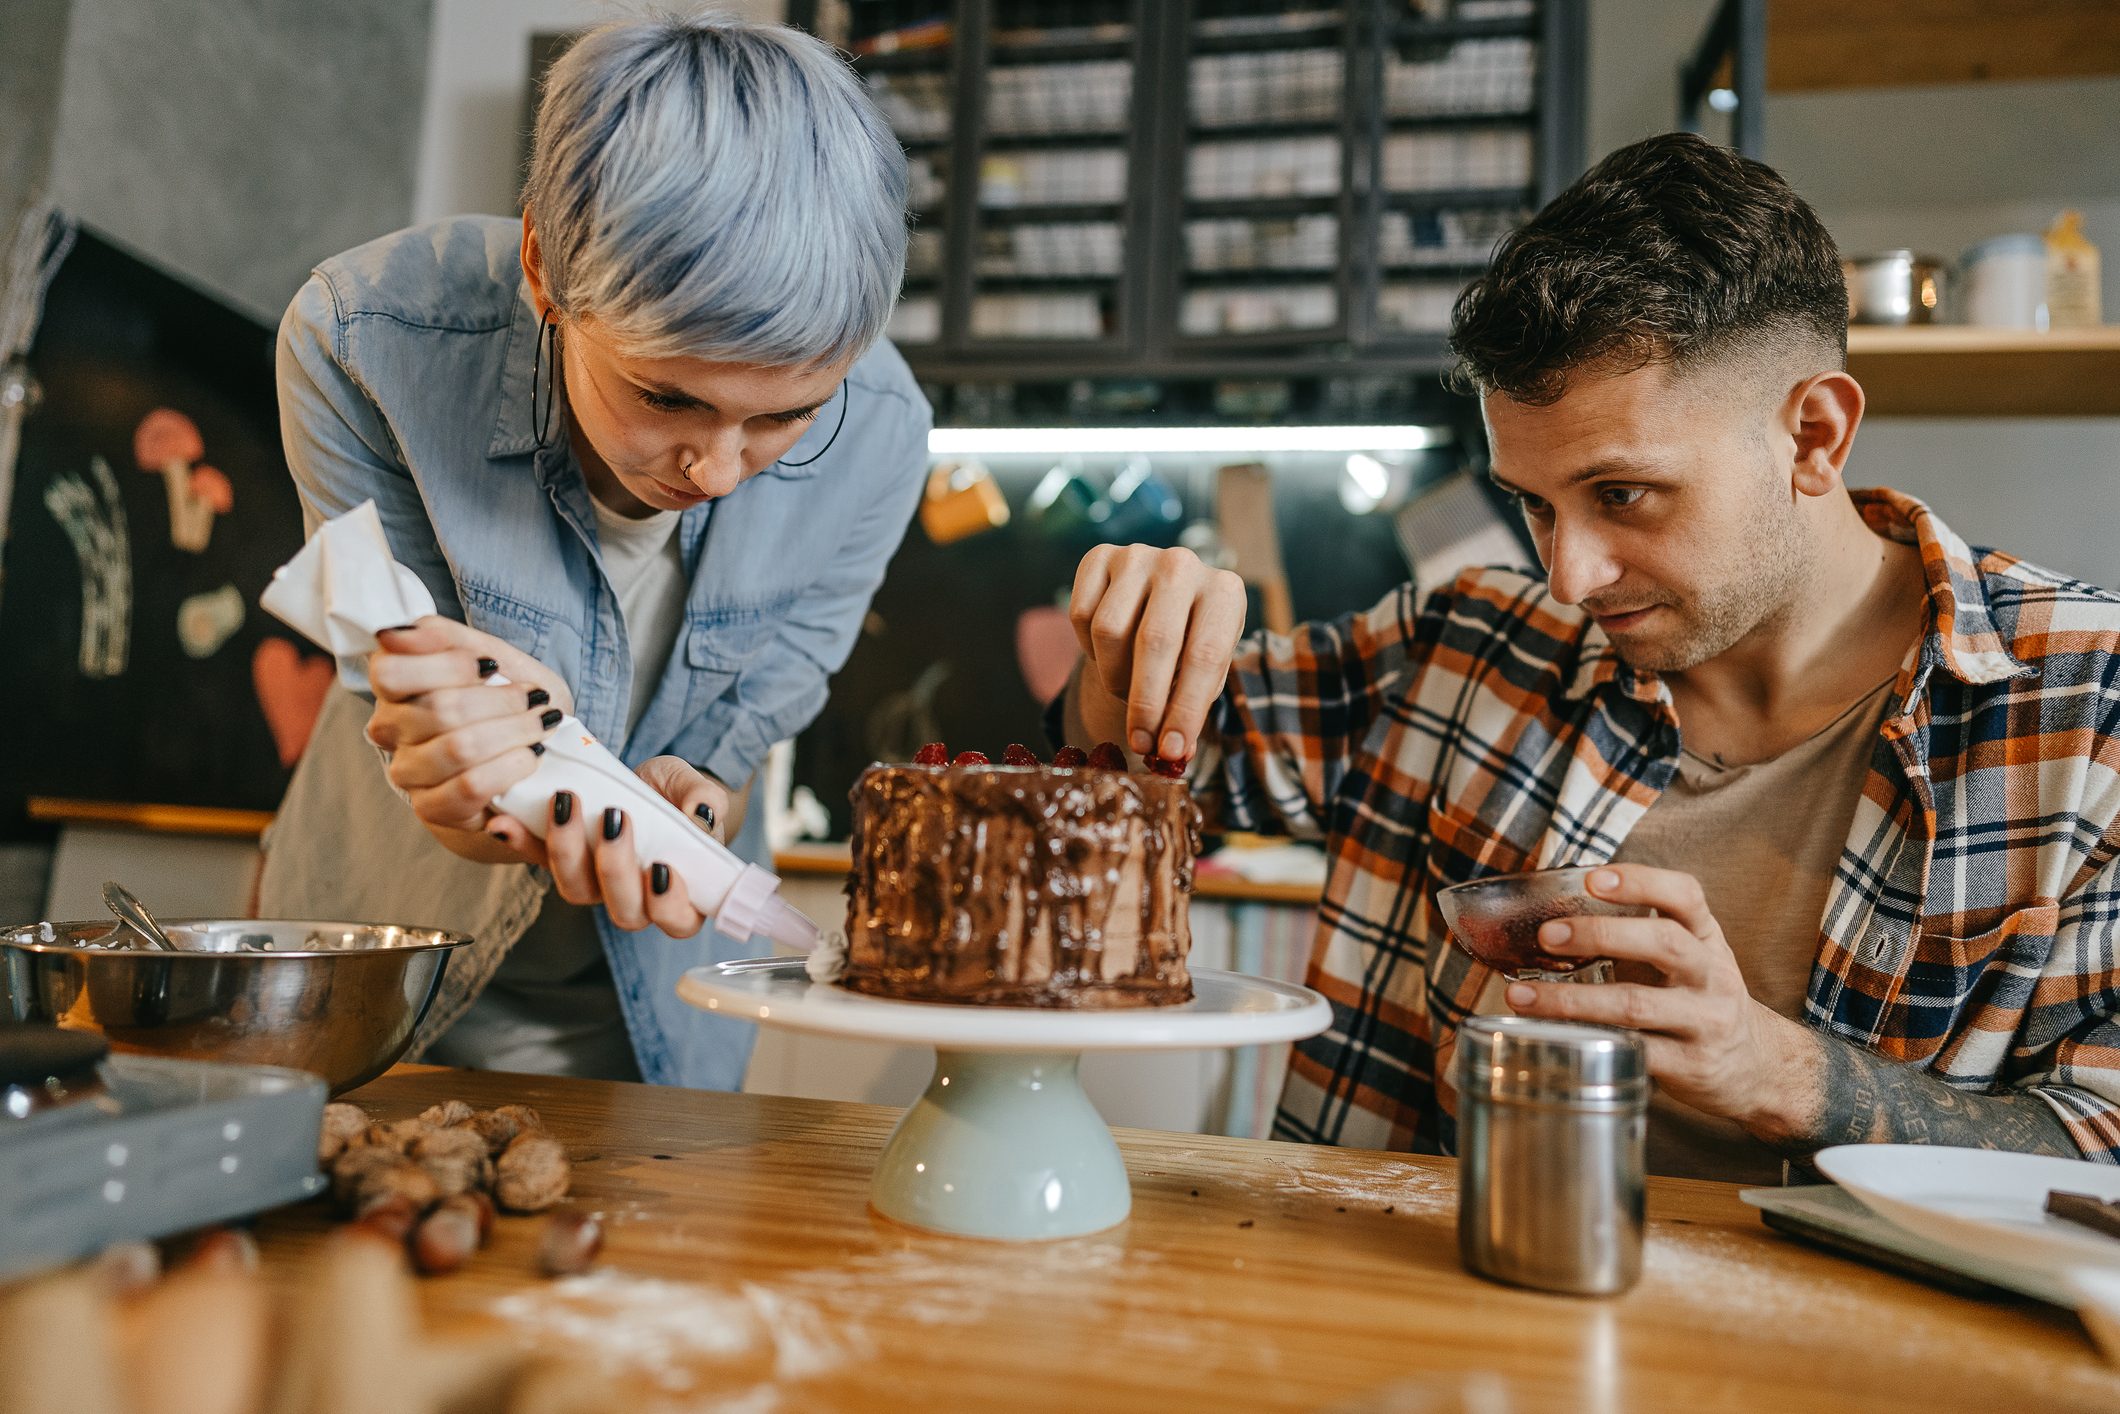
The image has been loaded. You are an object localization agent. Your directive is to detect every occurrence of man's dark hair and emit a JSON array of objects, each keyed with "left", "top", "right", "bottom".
[{"left": 1448, "top": 132, "right": 1846, "bottom": 405}]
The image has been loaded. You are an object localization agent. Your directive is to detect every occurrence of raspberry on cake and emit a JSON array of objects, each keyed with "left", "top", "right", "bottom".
[{"left": 841, "top": 744, "right": 1200, "bottom": 1007}]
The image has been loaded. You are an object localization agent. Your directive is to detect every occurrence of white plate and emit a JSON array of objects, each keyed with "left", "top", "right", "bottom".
[
  {"left": 1815, "top": 1144, "right": 2120, "bottom": 1275},
  {"left": 677, "top": 959, "right": 1332, "bottom": 1052}
]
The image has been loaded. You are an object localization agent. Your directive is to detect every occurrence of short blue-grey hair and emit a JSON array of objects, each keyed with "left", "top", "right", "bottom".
[{"left": 523, "top": 9, "right": 908, "bottom": 368}]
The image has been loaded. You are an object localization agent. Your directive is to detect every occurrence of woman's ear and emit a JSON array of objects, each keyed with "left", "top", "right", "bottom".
[
  {"left": 1787, "top": 368, "right": 1865, "bottom": 499},
  {"left": 519, "top": 215, "right": 554, "bottom": 321}
]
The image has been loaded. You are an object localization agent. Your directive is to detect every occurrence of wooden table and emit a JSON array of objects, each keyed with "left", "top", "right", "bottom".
[{"left": 254, "top": 1070, "right": 2116, "bottom": 1412}]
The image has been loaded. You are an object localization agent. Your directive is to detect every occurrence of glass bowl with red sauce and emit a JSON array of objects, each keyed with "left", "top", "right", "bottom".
[{"left": 1434, "top": 867, "right": 1655, "bottom": 982}]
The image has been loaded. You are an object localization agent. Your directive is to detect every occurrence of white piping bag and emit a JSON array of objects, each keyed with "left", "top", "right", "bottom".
[{"left": 260, "top": 501, "right": 823, "bottom": 952}]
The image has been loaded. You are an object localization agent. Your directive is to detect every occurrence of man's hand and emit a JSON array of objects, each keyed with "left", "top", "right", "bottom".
[
  {"left": 1066, "top": 544, "right": 1246, "bottom": 761},
  {"left": 1499, "top": 864, "right": 1812, "bottom": 1130},
  {"left": 1502, "top": 863, "right": 2081, "bottom": 1160},
  {"left": 365, "top": 617, "right": 573, "bottom": 834},
  {"left": 487, "top": 757, "right": 730, "bottom": 938}
]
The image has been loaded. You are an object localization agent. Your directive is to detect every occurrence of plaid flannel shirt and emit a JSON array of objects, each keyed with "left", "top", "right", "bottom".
[{"left": 1194, "top": 488, "right": 2120, "bottom": 1162}]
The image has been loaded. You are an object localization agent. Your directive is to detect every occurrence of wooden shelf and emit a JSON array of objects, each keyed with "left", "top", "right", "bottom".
[
  {"left": 772, "top": 844, "right": 1320, "bottom": 907},
  {"left": 1847, "top": 325, "right": 2120, "bottom": 417},
  {"left": 1760, "top": 0, "right": 2120, "bottom": 92},
  {"left": 28, "top": 796, "right": 273, "bottom": 839}
]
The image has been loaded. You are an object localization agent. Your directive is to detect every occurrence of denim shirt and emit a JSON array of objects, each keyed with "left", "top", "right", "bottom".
[{"left": 259, "top": 216, "right": 929, "bottom": 1088}]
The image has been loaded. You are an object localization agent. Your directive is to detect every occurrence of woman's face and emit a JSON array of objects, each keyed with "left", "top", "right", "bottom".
[{"left": 558, "top": 316, "right": 850, "bottom": 516}]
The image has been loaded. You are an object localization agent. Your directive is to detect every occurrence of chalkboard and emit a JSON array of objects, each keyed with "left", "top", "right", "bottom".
[{"left": 0, "top": 229, "right": 324, "bottom": 836}]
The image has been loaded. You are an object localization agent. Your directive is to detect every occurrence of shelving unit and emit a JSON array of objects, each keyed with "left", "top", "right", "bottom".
[
  {"left": 1848, "top": 326, "right": 2120, "bottom": 418},
  {"left": 790, "top": 1, "right": 1586, "bottom": 393}
]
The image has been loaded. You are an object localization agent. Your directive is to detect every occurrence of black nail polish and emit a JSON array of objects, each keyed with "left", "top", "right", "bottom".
[
  {"left": 693, "top": 803, "right": 716, "bottom": 831},
  {"left": 552, "top": 790, "right": 574, "bottom": 826},
  {"left": 383, "top": 623, "right": 417, "bottom": 633},
  {"left": 529, "top": 742, "right": 545, "bottom": 756},
  {"left": 602, "top": 807, "right": 623, "bottom": 840},
  {"left": 650, "top": 863, "right": 670, "bottom": 895},
  {"left": 489, "top": 830, "right": 507, "bottom": 842},
  {"left": 527, "top": 688, "right": 550, "bottom": 708},
  {"left": 540, "top": 708, "right": 563, "bottom": 730},
  {"left": 477, "top": 657, "right": 499, "bottom": 679}
]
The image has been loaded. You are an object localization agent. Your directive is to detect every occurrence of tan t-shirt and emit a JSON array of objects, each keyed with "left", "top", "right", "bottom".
[{"left": 1610, "top": 676, "right": 1898, "bottom": 1186}]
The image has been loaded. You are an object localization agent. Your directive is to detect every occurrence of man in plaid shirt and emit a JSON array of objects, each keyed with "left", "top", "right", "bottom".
[{"left": 1058, "top": 134, "right": 2120, "bottom": 1180}]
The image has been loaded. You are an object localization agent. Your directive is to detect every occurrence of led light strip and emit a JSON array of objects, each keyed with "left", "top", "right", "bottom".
[{"left": 927, "top": 425, "right": 1448, "bottom": 456}]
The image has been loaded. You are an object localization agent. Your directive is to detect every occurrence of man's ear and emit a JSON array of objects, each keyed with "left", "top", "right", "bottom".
[
  {"left": 519, "top": 215, "right": 553, "bottom": 320},
  {"left": 1786, "top": 368, "right": 1864, "bottom": 499}
]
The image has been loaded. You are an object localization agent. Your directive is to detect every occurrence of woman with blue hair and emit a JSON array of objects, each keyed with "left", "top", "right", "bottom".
[{"left": 258, "top": 12, "right": 930, "bottom": 1088}]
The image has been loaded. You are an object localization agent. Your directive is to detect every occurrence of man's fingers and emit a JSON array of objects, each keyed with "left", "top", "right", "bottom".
[
  {"left": 1124, "top": 558, "right": 1205, "bottom": 755},
  {"left": 1541, "top": 914, "right": 1704, "bottom": 987},
  {"left": 1504, "top": 978, "right": 1695, "bottom": 1038},
  {"left": 1583, "top": 865, "right": 1713, "bottom": 940},
  {"left": 1067, "top": 547, "right": 1115, "bottom": 660},
  {"left": 1156, "top": 569, "right": 1245, "bottom": 758},
  {"left": 1086, "top": 557, "right": 1152, "bottom": 702}
]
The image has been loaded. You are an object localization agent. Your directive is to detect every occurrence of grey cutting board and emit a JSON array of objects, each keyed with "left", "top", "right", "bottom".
[{"left": 1742, "top": 1183, "right": 2078, "bottom": 1307}]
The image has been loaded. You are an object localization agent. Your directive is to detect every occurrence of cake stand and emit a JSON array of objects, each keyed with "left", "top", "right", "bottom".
[{"left": 677, "top": 959, "right": 1331, "bottom": 1241}]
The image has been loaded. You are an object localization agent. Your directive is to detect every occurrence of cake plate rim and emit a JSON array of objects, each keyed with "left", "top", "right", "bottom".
[{"left": 675, "top": 959, "right": 1331, "bottom": 1051}]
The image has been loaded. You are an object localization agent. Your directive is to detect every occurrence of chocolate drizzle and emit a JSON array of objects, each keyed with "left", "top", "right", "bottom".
[{"left": 842, "top": 765, "right": 1201, "bottom": 1007}]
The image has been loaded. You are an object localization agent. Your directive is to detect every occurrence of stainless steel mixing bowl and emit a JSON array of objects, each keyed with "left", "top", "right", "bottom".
[{"left": 0, "top": 919, "right": 473, "bottom": 1094}]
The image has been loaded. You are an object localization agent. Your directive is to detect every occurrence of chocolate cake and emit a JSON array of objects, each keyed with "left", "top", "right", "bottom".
[{"left": 836, "top": 743, "right": 1200, "bottom": 1007}]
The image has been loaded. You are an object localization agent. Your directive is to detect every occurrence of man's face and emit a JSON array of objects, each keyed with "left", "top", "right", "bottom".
[
  {"left": 559, "top": 318, "right": 850, "bottom": 514},
  {"left": 1482, "top": 358, "right": 1814, "bottom": 675}
]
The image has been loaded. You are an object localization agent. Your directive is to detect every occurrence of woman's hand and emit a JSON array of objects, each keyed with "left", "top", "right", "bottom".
[
  {"left": 487, "top": 756, "right": 730, "bottom": 937},
  {"left": 364, "top": 617, "right": 573, "bottom": 834}
]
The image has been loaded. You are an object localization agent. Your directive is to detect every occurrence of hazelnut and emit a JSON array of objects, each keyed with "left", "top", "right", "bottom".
[
  {"left": 412, "top": 1198, "right": 482, "bottom": 1275},
  {"left": 536, "top": 1212, "right": 604, "bottom": 1277},
  {"left": 329, "top": 1144, "right": 404, "bottom": 1207},
  {"left": 350, "top": 1193, "right": 422, "bottom": 1244},
  {"left": 352, "top": 1160, "right": 440, "bottom": 1215},
  {"left": 362, "top": 1117, "right": 430, "bottom": 1154}
]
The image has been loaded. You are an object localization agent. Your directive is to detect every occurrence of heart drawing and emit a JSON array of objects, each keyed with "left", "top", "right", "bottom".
[{"left": 252, "top": 638, "right": 335, "bottom": 767}]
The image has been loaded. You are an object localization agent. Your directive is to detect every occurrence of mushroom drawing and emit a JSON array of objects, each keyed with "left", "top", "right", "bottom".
[
  {"left": 187, "top": 464, "right": 234, "bottom": 549},
  {"left": 131, "top": 407, "right": 220, "bottom": 552}
]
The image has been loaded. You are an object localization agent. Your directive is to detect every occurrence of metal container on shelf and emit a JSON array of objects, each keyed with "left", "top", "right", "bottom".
[
  {"left": 1454, "top": 1014, "right": 1648, "bottom": 1296},
  {"left": 1842, "top": 251, "right": 1946, "bottom": 325}
]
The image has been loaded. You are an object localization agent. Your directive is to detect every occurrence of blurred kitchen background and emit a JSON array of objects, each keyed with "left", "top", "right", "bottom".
[{"left": 2, "top": 1, "right": 2115, "bottom": 1135}]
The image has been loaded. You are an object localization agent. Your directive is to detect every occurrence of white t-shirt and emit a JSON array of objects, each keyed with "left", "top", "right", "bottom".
[
  {"left": 587, "top": 494, "right": 688, "bottom": 736},
  {"left": 426, "top": 489, "right": 694, "bottom": 1080}
]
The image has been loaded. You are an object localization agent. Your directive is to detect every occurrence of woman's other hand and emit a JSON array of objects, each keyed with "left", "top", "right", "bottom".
[
  {"left": 364, "top": 616, "right": 573, "bottom": 833},
  {"left": 487, "top": 756, "right": 729, "bottom": 938}
]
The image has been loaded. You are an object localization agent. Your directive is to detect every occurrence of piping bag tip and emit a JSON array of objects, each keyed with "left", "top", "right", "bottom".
[{"left": 755, "top": 894, "right": 825, "bottom": 953}]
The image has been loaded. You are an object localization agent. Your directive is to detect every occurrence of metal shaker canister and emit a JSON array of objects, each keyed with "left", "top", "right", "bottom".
[{"left": 1454, "top": 1015, "right": 1648, "bottom": 1296}]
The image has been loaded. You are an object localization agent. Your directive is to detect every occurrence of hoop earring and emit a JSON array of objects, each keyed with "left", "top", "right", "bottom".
[
  {"left": 775, "top": 383, "right": 850, "bottom": 468},
  {"left": 530, "top": 313, "right": 559, "bottom": 450}
]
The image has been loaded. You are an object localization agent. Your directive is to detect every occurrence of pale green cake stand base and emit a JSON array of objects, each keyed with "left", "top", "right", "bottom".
[{"left": 678, "top": 959, "right": 1330, "bottom": 1241}]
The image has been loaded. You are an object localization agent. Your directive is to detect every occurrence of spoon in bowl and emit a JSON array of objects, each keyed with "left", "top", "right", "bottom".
[{"left": 101, "top": 880, "right": 179, "bottom": 952}]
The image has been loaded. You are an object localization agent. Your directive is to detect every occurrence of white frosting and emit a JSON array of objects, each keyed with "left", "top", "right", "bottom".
[{"left": 804, "top": 930, "right": 849, "bottom": 984}]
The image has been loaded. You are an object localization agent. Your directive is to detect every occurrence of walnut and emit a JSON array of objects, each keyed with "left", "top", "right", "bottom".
[
  {"left": 362, "top": 1117, "right": 431, "bottom": 1154},
  {"left": 465, "top": 1103, "right": 543, "bottom": 1156},
  {"left": 329, "top": 1143, "right": 405, "bottom": 1207},
  {"left": 418, "top": 1099, "right": 476, "bottom": 1129},
  {"left": 492, "top": 1103, "right": 543, "bottom": 1134},
  {"left": 536, "top": 1212, "right": 603, "bottom": 1277},
  {"left": 317, "top": 1102, "right": 372, "bottom": 1164},
  {"left": 494, "top": 1133, "right": 570, "bottom": 1213},
  {"left": 351, "top": 1159, "right": 441, "bottom": 1215},
  {"left": 411, "top": 1127, "right": 493, "bottom": 1198},
  {"left": 412, "top": 1198, "right": 482, "bottom": 1275}
]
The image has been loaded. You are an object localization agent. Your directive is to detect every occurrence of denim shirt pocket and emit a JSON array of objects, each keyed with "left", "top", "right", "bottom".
[
  {"left": 682, "top": 596, "right": 798, "bottom": 714},
  {"left": 456, "top": 574, "right": 557, "bottom": 663}
]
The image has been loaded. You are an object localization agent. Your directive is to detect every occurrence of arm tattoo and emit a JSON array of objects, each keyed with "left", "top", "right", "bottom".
[{"left": 1785, "top": 1035, "right": 2080, "bottom": 1158}]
